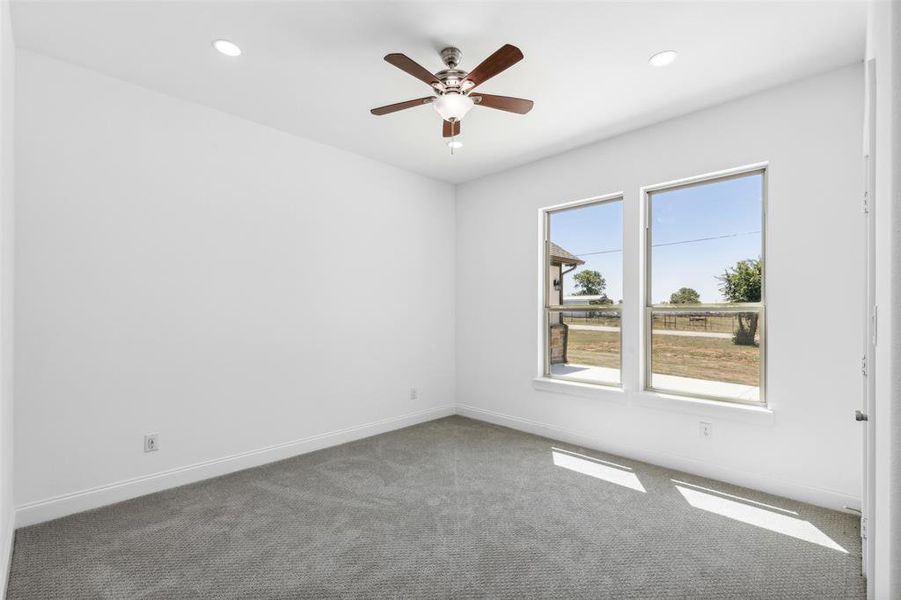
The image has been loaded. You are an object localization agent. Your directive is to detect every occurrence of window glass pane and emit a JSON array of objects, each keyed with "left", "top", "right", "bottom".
[
  {"left": 647, "top": 171, "right": 764, "bottom": 403},
  {"left": 548, "top": 310, "right": 621, "bottom": 385},
  {"left": 547, "top": 199, "right": 622, "bottom": 386},
  {"left": 650, "top": 174, "right": 763, "bottom": 305},
  {"left": 650, "top": 310, "right": 760, "bottom": 403}
]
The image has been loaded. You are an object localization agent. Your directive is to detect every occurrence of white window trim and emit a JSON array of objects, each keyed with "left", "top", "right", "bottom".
[
  {"left": 530, "top": 378, "right": 773, "bottom": 425},
  {"left": 631, "top": 390, "right": 774, "bottom": 425},
  {"left": 640, "top": 162, "right": 769, "bottom": 407},
  {"left": 535, "top": 163, "right": 771, "bottom": 416},
  {"left": 531, "top": 376, "right": 628, "bottom": 403},
  {"left": 538, "top": 192, "right": 625, "bottom": 388}
]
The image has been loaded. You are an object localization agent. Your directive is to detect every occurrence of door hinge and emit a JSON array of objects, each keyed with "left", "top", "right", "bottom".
[
  {"left": 861, "top": 354, "right": 867, "bottom": 377},
  {"left": 861, "top": 516, "right": 868, "bottom": 540},
  {"left": 873, "top": 305, "right": 878, "bottom": 346},
  {"left": 863, "top": 190, "right": 870, "bottom": 214}
]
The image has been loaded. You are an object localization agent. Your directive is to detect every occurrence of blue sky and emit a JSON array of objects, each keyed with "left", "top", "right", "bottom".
[
  {"left": 551, "top": 200, "right": 624, "bottom": 301},
  {"left": 550, "top": 173, "right": 762, "bottom": 303}
]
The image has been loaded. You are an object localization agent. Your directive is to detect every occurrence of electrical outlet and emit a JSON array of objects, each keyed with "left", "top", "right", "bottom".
[
  {"left": 410, "top": 387, "right": 418, "bottom": 400},
  {"left": 144, "top": 433, "right": 159, "bottom": 453},
  {"left": 699, "top": 422, "right": 712, "bottom": 440}
]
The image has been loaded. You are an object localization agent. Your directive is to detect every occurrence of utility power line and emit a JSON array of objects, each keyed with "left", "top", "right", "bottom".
[
  {"left": 652, "top": 230, "right": 761, "bottom": 249},
  {"left": 574, "top": 230, "right": 761, "bottom": 258}
]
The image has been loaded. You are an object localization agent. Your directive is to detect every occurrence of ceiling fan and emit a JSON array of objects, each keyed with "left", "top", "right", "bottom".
[{"left": 370, "top": 44, "right": 534, "bottom": 142}]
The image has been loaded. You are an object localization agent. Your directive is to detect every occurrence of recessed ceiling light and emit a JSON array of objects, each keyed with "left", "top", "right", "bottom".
[
  {"left": 649, "top": 50, "right": 678, "bottom": 67},
  {"left": 446, "top": 140, "right": 463, "bottom": 150},
  {"left": 212, "top": 39, "right": 242, "bottom": 57}
]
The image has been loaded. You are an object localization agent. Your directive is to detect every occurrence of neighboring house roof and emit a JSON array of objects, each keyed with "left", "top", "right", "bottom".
[{"left": 549, "top": 242, "right": 585, "bottom": 266}]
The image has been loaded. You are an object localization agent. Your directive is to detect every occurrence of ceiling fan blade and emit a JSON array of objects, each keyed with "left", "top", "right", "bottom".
[
  {"left": 384, "top": 53, "right": 440, "bottom": 87},
  {"left": 465, "top": 44, "right": 524, "bottom": 89},
  {"left": 472, "top": 94, "right": 534, "bottom": 114},
  {"left": 370, "top": 97, "right": 435, "bottom": 116},
  {"left": 442, "top": 120, "right": 461, "bottom": 138}
]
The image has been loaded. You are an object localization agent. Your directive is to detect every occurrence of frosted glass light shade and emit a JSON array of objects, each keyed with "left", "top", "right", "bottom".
[{"left": 433, "top": 92, "right": 474, "bottom": 122}]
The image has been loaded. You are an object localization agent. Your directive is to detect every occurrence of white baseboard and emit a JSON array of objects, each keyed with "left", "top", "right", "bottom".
[
  {"left": 0, "top": 511, "right": 14, "bottom": 599},
  {"left": 456, "top": 404, "right": 860, "bottom": 512},
  {"left": 16, "top": 405, "right": 455, "bottom": 528},
  {"left": 15, "top": 402, "right": 858, "bottom": 529}
]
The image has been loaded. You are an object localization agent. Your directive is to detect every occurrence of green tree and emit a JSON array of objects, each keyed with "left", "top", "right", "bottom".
[
  {"left": 669, "top": 287, "right": 701, "bottom": 304},
  {"left": 573, "top": 270, "right": 611, "bottom": 317},
  {"left": 573, "top": 270, "right": 607, "bottom": 296},
  {"left": 718, "top": 258, "right": 762, "bottom": 346}
]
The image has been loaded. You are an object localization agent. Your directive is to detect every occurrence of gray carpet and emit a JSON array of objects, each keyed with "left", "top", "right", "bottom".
[{"left": 6, "top": 416, "right": 865, "bottom": 599}]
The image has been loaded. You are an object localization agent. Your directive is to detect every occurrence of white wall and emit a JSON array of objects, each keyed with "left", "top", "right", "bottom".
[
  {"left": 10, "top": 37, "right": 870, "bottom": 542},
  {"left": 456, "top": 64, "right": 865, "bottom": 511},
  {"left": 0, "top": 0, "right": 13, "bottom": 593},
  {"left": 14, "top": 51, "right": 455, "bottom": 525},
  {"left": 867, "top": 1, "right": 901, "bottom": 597}
]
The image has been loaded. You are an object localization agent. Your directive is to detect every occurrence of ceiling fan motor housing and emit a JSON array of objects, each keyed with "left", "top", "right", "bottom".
[
  {"left": 436, "top": 68, "right": 469, "bottom": 91},
  {"left": 437, "top": 48, "right": 470, "bottom": 92}
]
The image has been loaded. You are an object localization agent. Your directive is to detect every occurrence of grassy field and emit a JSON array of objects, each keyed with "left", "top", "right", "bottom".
[
  {"left": 564, "top": 329, "right": 759, "bottom": 386},
  {"left": 565, "top": 329, "right": 621, "bottom": 367},
  {"left": 650, "top": 332, "right": 759, "bottom": 385}
]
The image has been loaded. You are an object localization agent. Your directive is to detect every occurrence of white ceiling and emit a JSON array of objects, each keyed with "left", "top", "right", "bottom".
[{"left": 11, "top": 1, "right": 866, "bottom": 184}]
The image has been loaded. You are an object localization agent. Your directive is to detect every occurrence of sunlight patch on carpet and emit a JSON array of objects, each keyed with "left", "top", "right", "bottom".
[
  {"left": 552, "top": 448, "right": 646, "bottom": 492},
  {"left": 675, "top": 484, "right": 847, "bottom": 553}
]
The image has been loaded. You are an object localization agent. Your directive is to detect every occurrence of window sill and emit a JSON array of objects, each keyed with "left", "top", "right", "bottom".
[
  {"left": 532, "top": 377, "right": 627, "bottom": 403},
  {"left": 631, "top": 391, "right": 774, "bottom": 425}
]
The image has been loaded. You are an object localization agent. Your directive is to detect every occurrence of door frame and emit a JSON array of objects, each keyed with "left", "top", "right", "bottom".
[{"left": 861, "top": 56, "right": 877, "bottom": 587}]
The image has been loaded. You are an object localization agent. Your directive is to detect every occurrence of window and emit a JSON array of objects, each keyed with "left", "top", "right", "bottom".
[
  {"left": 544, "top": 196, "right": 623, "bottom": 386},
  {"left": 645, "top": 169, "right": 765, "bottom": 404}
]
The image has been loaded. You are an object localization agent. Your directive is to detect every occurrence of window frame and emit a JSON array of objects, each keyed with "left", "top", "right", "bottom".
[
  {"left": 642, "top": 165, "right": 768, "bottom": 406},
  {"left": 542, "top": 193, "right": 625, "bottom": 388}
]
